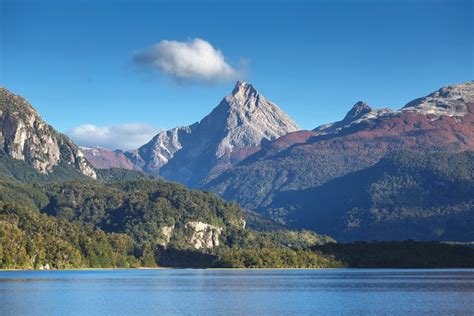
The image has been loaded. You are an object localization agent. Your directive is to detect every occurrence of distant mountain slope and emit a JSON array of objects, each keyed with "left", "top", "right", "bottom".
[
  {"left": 81, "top": 146, "right": 137, "bottom": 170},
  {"left": 125, "top": 81, "right": 300, "bottom": 187},
  {"left": 204, "top": 81, "right": 474, "bottom": 209},
  {"left": 267, "top": 150, "right": 474, "bottom": 242},
  {"left": 0, "top": 87, "right": 96, "bottom": 179}
]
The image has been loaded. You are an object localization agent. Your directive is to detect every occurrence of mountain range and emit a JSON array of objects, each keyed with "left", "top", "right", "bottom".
[
  {"left": 0, "top": 81, "right": 473, "bottom": 243},
  {"left": 83, "top": 81, "right": 299, "bottom": 187},
  {"left": 205, "top": 81, "right": 474, "bottom": 209},
  {"left": 0, "top": 85, "right": 334, "bottom": 269}
]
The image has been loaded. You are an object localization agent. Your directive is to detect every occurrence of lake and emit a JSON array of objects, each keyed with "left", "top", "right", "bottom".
[{"left": 1, "top": 269, "right": 473, "bottom": 315}]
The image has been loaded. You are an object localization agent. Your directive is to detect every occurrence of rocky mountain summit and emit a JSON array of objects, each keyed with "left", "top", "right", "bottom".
[
  {"left": 402, "top": 81, "right": 473, "bottom": 117},
  {"left": 315, "top": 81, "right": 474, "bottom": 134},
  {"left": 314, "top": 101, "right": 394, "bottom": 133},
  {"left": 0, "top": 87, "right": 96, "bottom": 178},
  {"left": 125, "top": 81, "right": 300, "bottom": 186}
]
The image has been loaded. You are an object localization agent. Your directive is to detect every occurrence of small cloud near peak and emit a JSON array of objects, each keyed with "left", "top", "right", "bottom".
[{"left": 133, "top": 38, "right": 244, "bottom": 84}]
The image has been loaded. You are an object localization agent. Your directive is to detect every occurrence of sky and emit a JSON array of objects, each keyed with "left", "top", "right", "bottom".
[{"left": 1, "top": 0, "right": 473, "bottom": 150}]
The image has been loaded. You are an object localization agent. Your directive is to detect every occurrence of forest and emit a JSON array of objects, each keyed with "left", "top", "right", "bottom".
[
  {"left": 0, "top": 176, "right": 337, "bottom": 269},
  {"left": 1, "top": 174, "right": 473, "bottom": 269}
]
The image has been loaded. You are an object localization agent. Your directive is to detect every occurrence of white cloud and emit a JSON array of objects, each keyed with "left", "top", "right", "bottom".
[
  {"left": 134, "top": 38, "right": 241, "bottom": 83},
  {"left": 67, "top": 123, "right": 160, "bottom": 151}
]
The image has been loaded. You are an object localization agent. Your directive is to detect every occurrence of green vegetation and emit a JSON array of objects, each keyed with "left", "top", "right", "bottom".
[
  {"left": 0, "top": 203, "right": 140, "bottom": 269},
  {"left": 217, "top": 248, "right": 345, "bottom": 268},
  {"left": 313, "top": 241, "right": 474, "bottom": 268},
  {"left": 268, "top": 150, "right": 474, "bottom": 242},
  {"left": 204, "top": 137, "right": 388, "bottom": 209},
  {"left": 43, "top": 179, "right": 244, "bottom": 246},
  {"left": 0, "top": 177, "right": 48, "bottom": 210},
  {"left": 96, "top": 168, "right": 157, "bottom": 182},
  {"left": 241, "top": 209, "right": 287, "bottom": 231},
  {"left": 225, "top": 228, "right": 334, "bottom": 249},
  {"left": 0, "top": 151, "right": 88, "bottom": 183},
  {"left": 1, "top": 150, "right": 473, "bottom": 269},
  {"left": 0, "top": 176, "right": 337, "bottom": 269}
]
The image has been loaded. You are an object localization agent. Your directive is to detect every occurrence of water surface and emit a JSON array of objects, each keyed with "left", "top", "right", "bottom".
[{"left": 1, "top": 269, "right": 473, "bottom": 315}]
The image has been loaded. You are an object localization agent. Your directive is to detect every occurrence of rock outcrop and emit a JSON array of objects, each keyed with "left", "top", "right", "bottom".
[
  {"left": 159, "top": 225, "right": 174, "bottom": 246},
  {"left": 402, "top": 81, "right": 473, "bottom": 117},
  {"left": 185, "top": 221, "right": 223, "bottom": 249},
  {"left": 0, "top": 87, "right": 96, "bottom": 178}
]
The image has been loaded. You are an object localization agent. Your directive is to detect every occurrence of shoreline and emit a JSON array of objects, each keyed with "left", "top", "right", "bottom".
[
  {"left": 2, "top": 267, "right": 473, "bottom": 272},
  {"left": 0, "top": 267, "right": 171, "bottom": 272}
]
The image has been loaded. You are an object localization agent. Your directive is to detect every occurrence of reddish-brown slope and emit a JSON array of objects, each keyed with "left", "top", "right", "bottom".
[
  {"left": 82, "top": 147, "right": 139, "bottom": 170},
  {"left": 204, "top": 100, "right": 474, "bottom": 209}
]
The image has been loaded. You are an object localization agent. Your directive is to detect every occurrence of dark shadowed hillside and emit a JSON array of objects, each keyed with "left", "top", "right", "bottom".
[{"left": 266, "top": 150, "right": 474, "bottom": 242}]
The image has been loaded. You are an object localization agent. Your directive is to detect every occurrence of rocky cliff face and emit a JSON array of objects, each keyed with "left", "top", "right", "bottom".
[
  {"left": 0, "top": 87, "right": 96, "bottom": 178},
  {"left": 185, "top": 221, "right": 223, "bottom": 249},
  {"left": 126, "top": 81, "right": 300, "bottom": 186},
  {"left": 126, "top": 126, "right": 191, "bottom": 174},
  {"left": 205, "top": 81, "right": 474, "bottom": 209}
]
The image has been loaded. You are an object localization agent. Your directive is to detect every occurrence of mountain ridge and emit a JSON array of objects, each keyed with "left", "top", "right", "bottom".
[
  {"left": 204, "top": 81, "right": 474, "bottom": 209},
  {"left": 314, "top": 81, "right": 473, "bottom": 134},
  {"left": 81, "top": 146, "right": 138, "bottom": 170},
  {"left": 0, "top": 87, "right": 96, "bottom": 179},
  {"left": 123, "top": 81, "right": 300, "bottom": 186}
]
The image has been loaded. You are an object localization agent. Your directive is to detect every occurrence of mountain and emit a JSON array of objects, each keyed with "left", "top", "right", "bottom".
[
  {"left": 81, "top": 146, "right": 137, "bottom": 170},
  {"left": 125, "top": 81, "right": 300, "bottom": 187},
  {"left": 0, "top": 84, "right": 343, "bottom": 269},
  {"left": 267, "top": 150, "right": 474, "bottom": 242},
  {"left": 204, "top": 81, "right": 474, "bottom": 209},
  {"left": 0, "top": 87, "right": 96, "bottom": 179}
]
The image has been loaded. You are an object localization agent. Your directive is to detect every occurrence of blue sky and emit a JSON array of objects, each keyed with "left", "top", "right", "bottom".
[{"left": 1, "top": 0, "right": 473, "bottom": 150}]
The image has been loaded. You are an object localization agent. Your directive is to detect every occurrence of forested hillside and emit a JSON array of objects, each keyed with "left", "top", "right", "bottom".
[
  {"left": 2, "top": 173, "right": 473, "bottom": 269},
  {"left": 267, "top": 150, "right": 474, "bottom": 241},
  {"left": 0, "top": 177, "right": 335, "bottom": 269},
  {"left": 0, "top": 203, "right": 140, "bottom": 269}
]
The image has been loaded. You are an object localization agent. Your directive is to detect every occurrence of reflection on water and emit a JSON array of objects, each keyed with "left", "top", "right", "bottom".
[{"left": 1, "top": 269, "right": 473, "bottom": 315}]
